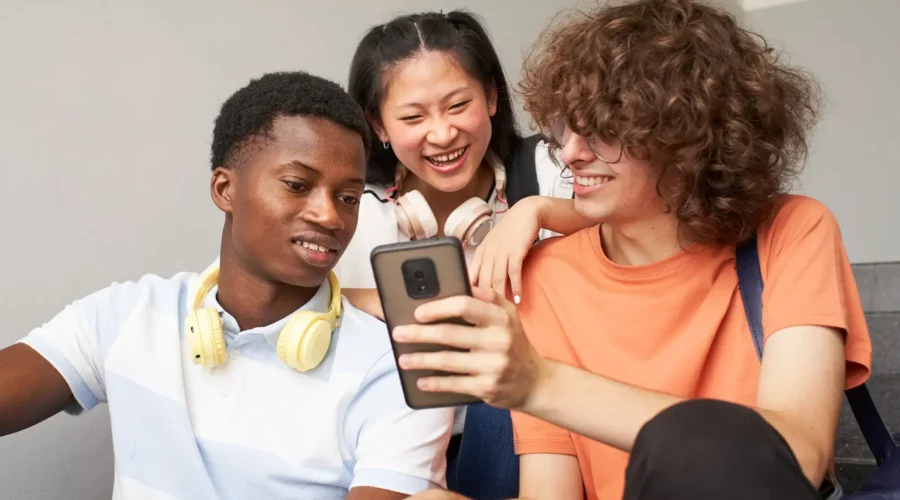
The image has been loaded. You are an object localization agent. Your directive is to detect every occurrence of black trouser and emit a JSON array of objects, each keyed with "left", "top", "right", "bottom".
[{"left": 624, "top": 399, "right": 823, "bottom": 500}]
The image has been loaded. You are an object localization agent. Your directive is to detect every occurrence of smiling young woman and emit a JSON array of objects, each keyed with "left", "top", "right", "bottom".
[{"left": 331, "top": 10, "right": 576, "bottom": 498}]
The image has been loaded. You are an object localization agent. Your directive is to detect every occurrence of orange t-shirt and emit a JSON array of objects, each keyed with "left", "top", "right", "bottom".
[{"left": 511, "top": 195, "right": 872, "bottom": 500}]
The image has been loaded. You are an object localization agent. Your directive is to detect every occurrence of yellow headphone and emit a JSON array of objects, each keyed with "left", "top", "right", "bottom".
[{"left": 184, "top": 261, "right": 343, "bottom": 372}]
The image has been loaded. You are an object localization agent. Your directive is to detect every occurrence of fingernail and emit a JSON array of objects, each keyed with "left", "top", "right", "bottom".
[
  {"left": 393, "top": 327, "right": 407, "bottom": 340},
  {"left": 514, "top": 295, "right": 521, "bottom": 305},
  {"left": 398, "top": 355, "right": 410, "bottom": 368}
]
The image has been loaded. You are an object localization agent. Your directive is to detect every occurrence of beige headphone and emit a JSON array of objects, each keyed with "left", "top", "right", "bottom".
[
  {"left": 184, "top": 261, "right": 342, "bottom": 372},
  {"left": 388, "top": 151, "right": 508, "bottom": 247}
]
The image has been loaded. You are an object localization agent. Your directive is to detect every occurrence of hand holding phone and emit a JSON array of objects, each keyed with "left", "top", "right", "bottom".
[
  {"left": 370, "top": 237, "right": 481, "bottom": 409},
  {"left": 371, "top": 237, "right": 546, "bottom": 412}
]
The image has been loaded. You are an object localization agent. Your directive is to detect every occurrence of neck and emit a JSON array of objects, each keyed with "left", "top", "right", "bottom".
[
  {"left": 403, "top": 162, "right": 494, "bottom": 235},
  {"left": 599, "top": 212, "right": 687, "bottom": 266},
  {"left": 215, "top": 223, "right": 319, "bottom": 331}
]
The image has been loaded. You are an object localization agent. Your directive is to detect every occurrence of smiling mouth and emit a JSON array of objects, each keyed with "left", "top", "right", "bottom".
[
  {"left": 574, "top": 175, "right": 614, "bottom": 186},
  {"left": 424, "top": 146, "right": 467, "bottom": 167},
  {"left": 292, "top": 240, "right": 336, "bottom": 255}
]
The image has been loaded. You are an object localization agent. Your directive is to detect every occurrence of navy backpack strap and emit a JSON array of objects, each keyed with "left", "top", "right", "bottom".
[
  {"left": 735, "top": 234, "right": 897, "bottom": 465},
  {"left": 735, "top": 235, "right": 765, "bottom": 358}
]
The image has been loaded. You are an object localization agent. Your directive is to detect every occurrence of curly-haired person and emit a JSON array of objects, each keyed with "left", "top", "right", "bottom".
[{"left": 397, "top": 1, "right": 872, "bottom": 499}]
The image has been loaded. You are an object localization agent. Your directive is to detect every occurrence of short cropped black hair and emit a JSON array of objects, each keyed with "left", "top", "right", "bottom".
[{"left": 211, "top": 71, "right": 370, "bottom": 170}]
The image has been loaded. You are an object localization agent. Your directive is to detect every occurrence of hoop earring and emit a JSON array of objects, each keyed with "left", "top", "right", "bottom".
[{"left": 381, "top": 133, "right": 389, "bottom": 150}]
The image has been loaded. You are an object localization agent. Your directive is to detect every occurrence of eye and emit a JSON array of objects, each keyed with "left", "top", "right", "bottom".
[
  {"left": 400, "top": 114, "right": 422, "bottom": 122},
  {"left": 339, "top": 195, "right": 360, "bottom": 206},
  {"left": 450, "top": 100, "right": 471, "bottom": 111},
  {"left": 283, "top": 180, "right": 308, "bottom": 192}
]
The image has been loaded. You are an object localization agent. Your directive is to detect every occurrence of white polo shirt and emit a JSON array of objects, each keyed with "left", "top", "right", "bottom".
[
  {"left": 333, "top": 140, "right": 573, "bottom": 434},
  {"left": 17, "top": 265, "right": 454, "bottom": 499}
]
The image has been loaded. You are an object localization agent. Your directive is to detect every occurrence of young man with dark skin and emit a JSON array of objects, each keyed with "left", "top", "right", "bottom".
[{"left": 0, "top": 71, "right": 453, "bottom": 500}]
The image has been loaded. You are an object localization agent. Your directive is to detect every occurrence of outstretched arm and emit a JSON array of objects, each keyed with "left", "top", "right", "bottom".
[
  {"left": 0, "top": 343, "right": 75, "bottom": 436},
  {"left": 395, "top": 288, "right": 847, "bottom": 490}
]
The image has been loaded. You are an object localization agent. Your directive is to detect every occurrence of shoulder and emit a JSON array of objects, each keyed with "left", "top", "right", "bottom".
[
  {"left": 70, "top": 271, "right": 194, "bottom": 319},
  {"left": 759, "top": 194, "right": 841, "bottom": 249},
  {"left": 23, "top": 270, "right": 195, "bottom": 365},
  {"left": 523, "top": 227, "right": 593, "bottom": 274}
]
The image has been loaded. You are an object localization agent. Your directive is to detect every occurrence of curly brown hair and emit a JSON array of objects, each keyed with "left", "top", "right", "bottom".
[{"left": 520, "top": 0, "right": 822, "bottom": 244}]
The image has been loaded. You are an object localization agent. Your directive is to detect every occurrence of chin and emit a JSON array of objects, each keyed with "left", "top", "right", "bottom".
[
  {"left": 279, "top": 268, "right": 331, "bottom": 289},
  {"left": 574, "top": 198, "right": 612, "bottom": 222}
]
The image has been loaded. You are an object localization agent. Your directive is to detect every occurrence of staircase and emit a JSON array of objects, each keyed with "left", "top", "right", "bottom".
[{"left": 834, "top": 262, "right": 900, "bottom": 492}]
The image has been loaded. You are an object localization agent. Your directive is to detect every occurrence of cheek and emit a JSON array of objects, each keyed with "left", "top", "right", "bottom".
[
  {"left": 454, "top": 108, "right": 493, "bottom": 142},
  {"left": 388, "top": 126, "right": 425, "bottom": 165},
  {"left": 618, "top": 166, "right": 663, "bottom": 209}
]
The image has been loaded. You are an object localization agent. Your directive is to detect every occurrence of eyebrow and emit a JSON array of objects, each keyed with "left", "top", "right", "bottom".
[
  {"left": 396, "top": 86, "right": 471, "bottom": 109},
  {"left": 279, "top": 160, "right": 365, "bottom": 185}
]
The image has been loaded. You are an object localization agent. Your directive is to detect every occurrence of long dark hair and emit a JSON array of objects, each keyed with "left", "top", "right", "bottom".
[{"left": 348, "top": 10, "right": 521, "bottom": 186}]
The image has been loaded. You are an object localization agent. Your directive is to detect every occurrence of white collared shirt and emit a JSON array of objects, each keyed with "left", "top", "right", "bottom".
[{"left": 18, "top": 267, "right": 454, "bottom": 499}]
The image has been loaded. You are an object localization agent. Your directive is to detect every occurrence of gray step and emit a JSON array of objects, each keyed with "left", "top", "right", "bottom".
[
  {"left": 853, "top": 262, "right": 900, "bottom": 313},
  {"left": 833, "top": 311, "right": 898, "bottom": 492}
]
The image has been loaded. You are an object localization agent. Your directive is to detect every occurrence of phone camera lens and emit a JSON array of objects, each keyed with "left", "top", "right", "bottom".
[{"left": 414, "top": 270, "right": 425, "bottom": 280}]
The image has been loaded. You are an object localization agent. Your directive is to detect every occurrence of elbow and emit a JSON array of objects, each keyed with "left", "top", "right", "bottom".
[
  {"left": 790, "top": 435, "right": 831, "bottom": 489},
  {"left": 762, "top": 411, "right": 832, "bottom": 488}
]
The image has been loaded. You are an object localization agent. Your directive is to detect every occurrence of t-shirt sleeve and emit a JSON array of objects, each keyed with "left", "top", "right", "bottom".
[
  {"left": 16, "top": 280, "right": 144, "bottom": 414},
  {"left": 511, "top": 251, "right": 577, "bottom": 456},
  {"left": 344, "top": 351, "right": 454, "bottom": 495},
  {"left": 760, "top": 196, "right": 872, "bottom": 388}
]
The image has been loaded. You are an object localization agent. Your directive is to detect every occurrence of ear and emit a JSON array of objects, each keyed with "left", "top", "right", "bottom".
[
  {"left": 368, "top": 117, "right": 387, "bottom": 143},
  {"left": 485, "top": 80, "right": 498, "bottom": 117},
  {"left": 210, "top": 167, "right": 236, "bottom": 214}
]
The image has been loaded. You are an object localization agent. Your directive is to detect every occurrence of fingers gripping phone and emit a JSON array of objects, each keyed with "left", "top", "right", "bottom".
[{"left": 370, "top": 237, "right": 481, "bottom": 409}]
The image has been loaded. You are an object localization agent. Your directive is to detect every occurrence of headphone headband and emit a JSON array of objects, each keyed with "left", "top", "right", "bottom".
[
  {"left": 192, "top": 260, "right": 220, "bottom": 311},
  {"left": 190, "top": 260, "right": 342, "bottom": 325}
]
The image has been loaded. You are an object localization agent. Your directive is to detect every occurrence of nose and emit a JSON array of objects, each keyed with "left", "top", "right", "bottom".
[
  {"left": 302, "top": 189, "right": 344, "bottom": 231},
  {"left": 559, "top": 127, "right": 597, "bottom": 170},
  {"left": 426, "top": 117, "right": 458, "bottom": 147}
]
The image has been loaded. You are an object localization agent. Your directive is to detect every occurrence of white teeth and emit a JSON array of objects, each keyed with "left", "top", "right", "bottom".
[
  {"left": 298, "top": 241, "right": 332, "bottom": 253},
  {"left": 428, "top": 147, "right": 465, "bottom": 163},
  {"left": 575, "top": 176, "right": 612, "bottom": 186}
]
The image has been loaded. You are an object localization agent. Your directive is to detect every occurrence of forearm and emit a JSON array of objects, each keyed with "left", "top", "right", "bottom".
[
  {"left": 524, "top": 360, "right": 682, "bottom": 452},
  {"left": 533, "top": 196, "right": 596, "bottom": 236},
  {"left": 524, "top": 360, "right": 828, "bottom": 485}
]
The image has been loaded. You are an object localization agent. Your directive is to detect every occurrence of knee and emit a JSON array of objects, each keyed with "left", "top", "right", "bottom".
[
  {"left": 627, "top": 399, "right": 792, "bottom": 489},
  {"left": 636, "top": 399, "right": 771, "bottom": 458}
]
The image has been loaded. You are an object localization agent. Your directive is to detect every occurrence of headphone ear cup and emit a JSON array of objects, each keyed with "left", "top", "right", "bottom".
[
  {"left": 277, "top": 312, "right": 335, "bottom": 372},
  {"left": 186, "top": 308, "right": 227, "bottom": 368},
  {"left": 395, "top": 190, "right": 438, "bottom": 240},
  {"left": 445, "top": 197, "right": 494, "bottom": 245}
]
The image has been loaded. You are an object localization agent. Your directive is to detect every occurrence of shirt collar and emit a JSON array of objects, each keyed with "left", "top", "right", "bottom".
[{"left": 200, "top": 278, "right": 334, "bottom": 351}]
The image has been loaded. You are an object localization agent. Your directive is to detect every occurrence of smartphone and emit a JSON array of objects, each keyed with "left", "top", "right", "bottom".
[{"left": 370, "top": 237, "right": 481, "bottom": 409}]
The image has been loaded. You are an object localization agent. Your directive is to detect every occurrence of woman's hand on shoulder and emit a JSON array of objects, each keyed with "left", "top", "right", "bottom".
[{"left": 469, "top": 196, "right": 547, "bottom": 303}]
